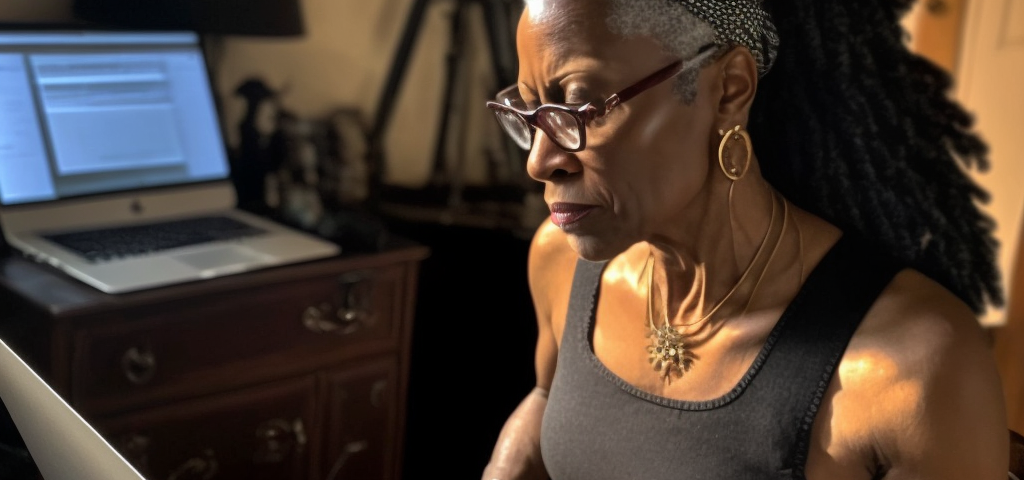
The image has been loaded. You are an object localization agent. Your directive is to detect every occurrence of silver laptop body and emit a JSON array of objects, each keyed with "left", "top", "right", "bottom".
[{"left": 0, "top": 29, "right": 339, "bottom": 294}]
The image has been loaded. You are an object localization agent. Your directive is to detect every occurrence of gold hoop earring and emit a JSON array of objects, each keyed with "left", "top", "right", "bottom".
[{"left": 718, "top": 125, "right": 752, "bottom": 181}]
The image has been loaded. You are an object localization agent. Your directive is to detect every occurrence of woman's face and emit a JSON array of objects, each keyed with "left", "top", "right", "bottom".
[{"left": 517, "top": 0, "right": 721, "bottom": 260}]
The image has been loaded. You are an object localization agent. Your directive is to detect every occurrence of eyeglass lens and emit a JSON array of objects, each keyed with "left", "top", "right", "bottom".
[
  {"left": 493, "top": 107, "right": 583, "bottom": 151},
  {"left": 495, "top": 110, "right": 533, "bottom": 149},
  {"left": 538, "top": 110, "right": 581, "bottom": 150}
]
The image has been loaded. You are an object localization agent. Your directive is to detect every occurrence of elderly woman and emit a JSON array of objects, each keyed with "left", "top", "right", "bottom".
[{"left": 480, "top": 0, "right": 1009, "bottom": 479}]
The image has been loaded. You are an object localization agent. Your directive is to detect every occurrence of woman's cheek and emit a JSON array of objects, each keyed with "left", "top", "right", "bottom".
[{"left": 635, "top": 104, "right": 684, "bottom": 146}]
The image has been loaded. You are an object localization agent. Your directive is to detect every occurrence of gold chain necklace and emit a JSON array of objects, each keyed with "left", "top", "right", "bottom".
[{"left": 645, "top": 190, "right": 788, "bottom": 381}]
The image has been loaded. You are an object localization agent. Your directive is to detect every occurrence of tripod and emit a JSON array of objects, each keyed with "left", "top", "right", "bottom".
[{"left": 366, "top": 0, "right": 523, "bottom": 208}]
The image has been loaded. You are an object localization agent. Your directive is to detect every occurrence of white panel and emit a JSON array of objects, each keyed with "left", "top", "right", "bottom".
[
  {"left": 958, "top": 0, "right": 1024, "bottom": 326},
  {"left": 0, "top": 339, "right": 145, "bottom": 479},
  {"left": 1001, "top": 0, "right": 1024, "bottom": 46}
]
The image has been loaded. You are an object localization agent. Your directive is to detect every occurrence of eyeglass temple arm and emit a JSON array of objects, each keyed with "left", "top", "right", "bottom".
[
  {"left": 603, "top": 59, "right": 685, "bottom": 113},
  {"left": 602, "top": 43, "right": 724, "bottom": 114}
]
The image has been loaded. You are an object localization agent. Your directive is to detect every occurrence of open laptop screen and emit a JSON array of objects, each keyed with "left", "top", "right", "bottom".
[{"left": 0, "top": 30, "right": 230, "bottom": 206}]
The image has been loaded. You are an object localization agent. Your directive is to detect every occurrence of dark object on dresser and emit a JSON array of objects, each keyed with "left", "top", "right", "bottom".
[
  {"left": 72, "top": 0, "right": 305, "bottom": 36},
  {"left": 233, "top": 78, "right": 279, "bottom": 214}
]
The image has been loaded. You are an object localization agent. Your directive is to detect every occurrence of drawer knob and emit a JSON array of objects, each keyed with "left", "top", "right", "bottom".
[
  {"left": 301, "top": 303, "right": 373, "bottom": 334},
  {"left": 253, "top": 417, "right": 307, "bottom": 463},
  {"left": 121, "top": 346, "right": 156, "bottom": 385},
  {"left": 117, "top": 433, "right": 151, "bottom": 472},
  {"left": 168, "top": 448, "right": 218, "bottom": 480}
]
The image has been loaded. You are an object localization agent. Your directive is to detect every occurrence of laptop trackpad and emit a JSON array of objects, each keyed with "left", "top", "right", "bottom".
[{"left": 172, "top": 246, "right": 272, "bottom": 278}]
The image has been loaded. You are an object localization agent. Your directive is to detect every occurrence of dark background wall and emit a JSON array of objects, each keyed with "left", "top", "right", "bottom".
[{"left": 383, "top": 218, "right": 537, "bottom": 479}]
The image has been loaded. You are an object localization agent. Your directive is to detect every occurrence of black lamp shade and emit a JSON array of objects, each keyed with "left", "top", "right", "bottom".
[{"left": 72, "top": 0, "right": 305, "bottom": 36}]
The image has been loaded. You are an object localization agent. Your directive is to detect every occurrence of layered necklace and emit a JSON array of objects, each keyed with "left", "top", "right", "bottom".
[{"left": 645, "top": 189, "right": 788, "bottom": 381}]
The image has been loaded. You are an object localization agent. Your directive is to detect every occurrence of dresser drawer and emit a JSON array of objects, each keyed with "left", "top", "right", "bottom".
[
  {"left": 96, "top": 375, "right": 318, "bottom": 480},
  {"left": 321, "top": 358, "right": 401, "bottom": 480},
  {"left": 72, "top": 263, "right": 406, "bottom": 414}
]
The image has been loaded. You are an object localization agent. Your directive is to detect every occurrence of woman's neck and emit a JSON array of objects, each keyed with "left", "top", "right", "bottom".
[{"left": 647, "top": 168, "right": 780, "bottom": 327}]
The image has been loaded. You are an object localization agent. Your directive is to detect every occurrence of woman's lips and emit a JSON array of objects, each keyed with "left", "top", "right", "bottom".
[{"left": 549, "top": 202, "right": 595, "bottom": 228}]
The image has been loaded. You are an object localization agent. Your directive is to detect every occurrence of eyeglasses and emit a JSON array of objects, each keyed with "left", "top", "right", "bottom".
[{"left": 486, "top": 46, "right": 721, "bottom": 152}]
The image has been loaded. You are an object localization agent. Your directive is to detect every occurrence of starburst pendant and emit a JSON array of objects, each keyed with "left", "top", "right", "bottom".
[{"left": 646, "top": 324, "right": 694, "bottom": 381}]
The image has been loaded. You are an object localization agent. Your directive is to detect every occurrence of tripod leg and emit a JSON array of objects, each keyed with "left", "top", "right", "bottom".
[
  {"left": 478, "top": 0, "right": 520, "bottom": 88},
  {"left": 429, "top": 0, "right": 469, "bottom": 188},
  {"left": 367, "top": 0, "right": 433, "bottom": 203},
  {"left": 479, "top": 0, "right": 529, "bottom": 187}
]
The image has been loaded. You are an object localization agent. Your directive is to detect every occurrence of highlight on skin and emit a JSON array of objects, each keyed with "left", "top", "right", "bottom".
[{"left": 525, "top": 0, "right": 546, "bottom": 19}]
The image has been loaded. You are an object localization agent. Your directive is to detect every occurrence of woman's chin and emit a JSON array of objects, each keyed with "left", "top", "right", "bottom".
[{"left": 567, "top": 235, "right": 632, "bottom": 263}]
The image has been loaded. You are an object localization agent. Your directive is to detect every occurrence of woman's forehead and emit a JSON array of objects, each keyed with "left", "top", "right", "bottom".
[
  {"left": 517, "top": 0, "right": 674, "bottom": 81},
  {"left": 522, "top": 0, "right": 605, "bottom": 24},
  {"left": 520, "top": 0, "right": 612, "bottom": 49},
  {"left": 517, "top": 0, "right": 625, "bottom": 65}
]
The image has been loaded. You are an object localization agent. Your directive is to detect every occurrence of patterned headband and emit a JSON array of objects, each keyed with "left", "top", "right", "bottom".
[{"left": 674, "top": 0, "right": 780, "bottom": 76}]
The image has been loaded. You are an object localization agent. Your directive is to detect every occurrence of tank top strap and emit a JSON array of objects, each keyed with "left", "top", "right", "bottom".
[
  {"left": 565, "top": 257, "right": 609, "bottom": 340},
  {"left": 747, "top": 234, "right": 904, "bottom": 477}
]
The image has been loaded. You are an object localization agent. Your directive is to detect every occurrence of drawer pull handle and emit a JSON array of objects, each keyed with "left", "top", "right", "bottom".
[
  {"left": 302, "top": 304, "right": 373, "bottom": 335},
  {"left": 370, "top": 379, "right": 388, "bottom": 408},
  {"left": 253, "top": 417, "right": 307, "bottom": 463},
  {"left": 168, "top": 448, "right": 218, "bottom": 480},
  {"left": 325, "top": 440, "right": 368, "bottom": 480},
  {"left": 121, "top": 346, "right": 156, "bottom": 385},
  {"left": 293, "top": 418, "right": 307, "bottom": 450}
]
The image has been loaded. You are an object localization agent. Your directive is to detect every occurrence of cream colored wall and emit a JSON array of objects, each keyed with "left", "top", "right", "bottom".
[
  {"left": 904, "top": 1, "right": 1024, "bottom": 327},
  {"left": 955, "top": 1, "right": 1024, "bottom": 327},
  {"left": 216, "top": 0, "right": 507, "bottom": 188},
  {"left": 0, "top": 0, "right": 507, "bottom": 189}
]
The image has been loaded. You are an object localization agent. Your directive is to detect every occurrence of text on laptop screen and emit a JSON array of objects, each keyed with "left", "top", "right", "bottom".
[{"left": 0, "top": 31, "right": 230, "bottom": 206}]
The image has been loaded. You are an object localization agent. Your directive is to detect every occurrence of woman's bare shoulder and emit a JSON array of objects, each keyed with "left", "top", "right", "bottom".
[
  {"left": 525, "top": 220, "right": 579, "bottom": 321},
  {"left": 851, "top": 268, "right": 991, "bottom": 376},
  {"left": 831, "top": 268, "right": 1007, "bottom": 476}
]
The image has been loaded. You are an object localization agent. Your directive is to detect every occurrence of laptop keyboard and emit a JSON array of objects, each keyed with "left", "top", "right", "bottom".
[{"left": 43, "top": 215, "right": 269, "bottom": 262}]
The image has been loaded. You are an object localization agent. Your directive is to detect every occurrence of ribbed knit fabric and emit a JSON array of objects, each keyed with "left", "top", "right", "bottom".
[{"left": 540, "top": 235, "right": 902, "bottom": 479}]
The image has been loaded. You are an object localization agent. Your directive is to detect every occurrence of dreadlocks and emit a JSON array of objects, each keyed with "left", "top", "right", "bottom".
[
  {"left": 747, "top": 0, "right": 1002, "bottom": 313},
  {"left": 606, "top": 0, "right": 1002, "bottom": 313}
]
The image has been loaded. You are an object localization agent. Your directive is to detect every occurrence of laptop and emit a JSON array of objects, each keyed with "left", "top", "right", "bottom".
[{"left": 0, "top": 28, "right": 340, "bottom": 294}]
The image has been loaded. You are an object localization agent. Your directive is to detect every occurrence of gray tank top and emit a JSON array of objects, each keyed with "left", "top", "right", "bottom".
[{"left": 539, "top": 236, "right": 901, "bottom": 479}]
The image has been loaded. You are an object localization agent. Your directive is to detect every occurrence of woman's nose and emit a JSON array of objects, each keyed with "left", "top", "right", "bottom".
[{"left": 525, "top": 131, "right": 582, "bottom": 182}]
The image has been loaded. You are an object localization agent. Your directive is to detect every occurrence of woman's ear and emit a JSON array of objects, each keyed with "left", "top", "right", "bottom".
[{"left": 714, "top": 46, "right": 759, "bottom": 123}]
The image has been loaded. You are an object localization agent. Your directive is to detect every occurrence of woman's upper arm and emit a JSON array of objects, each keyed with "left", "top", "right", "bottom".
[
  {"left": 856, "top": 272, "right": 1009, "bottom": 479},
  {"left": 526, "top": 219, "right": 577, "bottom": 392}
]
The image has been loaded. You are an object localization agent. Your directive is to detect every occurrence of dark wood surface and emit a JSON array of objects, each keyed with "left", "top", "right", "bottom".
[
  {"left": 0, "top": 238, "right": 429, "bottom": 480},
  {"left": 0, "top": 237, "right": 426, "bottom": 318}
]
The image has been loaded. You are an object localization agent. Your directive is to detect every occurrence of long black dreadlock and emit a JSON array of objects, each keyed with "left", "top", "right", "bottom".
[{"left": 747, "top": 0, "right": 1003, "bottom": 313}]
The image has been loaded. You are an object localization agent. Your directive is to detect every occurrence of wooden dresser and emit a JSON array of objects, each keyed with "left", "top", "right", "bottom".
[{"left": 0, "top": 239, "right": 428, "bottom": 480}]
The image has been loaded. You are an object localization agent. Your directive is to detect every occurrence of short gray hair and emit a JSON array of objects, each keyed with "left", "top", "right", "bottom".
[{"left": 606, "top": 0, "right": 717, "bottom": 103}]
